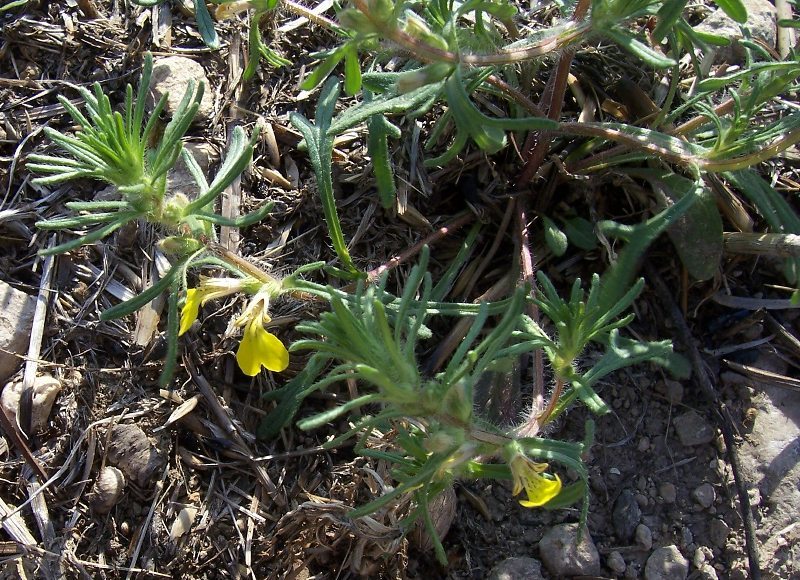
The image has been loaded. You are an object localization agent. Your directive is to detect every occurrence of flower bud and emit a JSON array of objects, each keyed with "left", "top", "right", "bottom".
[
  {"left": 442, "top": 379, "right": 473, "bottom": 423},
  {"left": 158, "top": 235, "right": 204, "bottom": 256},
  {"left": 396, "top": 63, "right": 453, "bottom": 93}
]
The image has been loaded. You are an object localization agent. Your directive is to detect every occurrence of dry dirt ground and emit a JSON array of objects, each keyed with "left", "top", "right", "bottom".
[{"left": 1, "top": 1, "right": 799, "bottom": 579}]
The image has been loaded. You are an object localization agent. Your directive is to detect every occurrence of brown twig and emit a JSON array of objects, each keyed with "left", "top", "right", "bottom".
[
  {"left": 515, "top": 198, "right": 545, "bottom": 435},
  {"left": 516, "top": 0, "right": 592, "bottom": 188},
  {"left": 364, "top": 212, "right": 474, "bottom": 283}
]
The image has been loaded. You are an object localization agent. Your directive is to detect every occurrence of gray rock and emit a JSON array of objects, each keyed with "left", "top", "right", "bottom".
[
  {"left": 149, "top": 56, "right": 214, "bottom": 123},
  {"left": 538, "top": 523, "right": 601, "bottom": 577},
  {"left": 0, "top": 282, "right": 35, "bottom": 382},
  {"left": 689, "top": 564, "right": 719, "bottom": 580},
  {"left": 692, "top": 483, "right": 716, "bottom": 509},
  {"left": 709, "top": 518, "right": 730, "bottom": 548},
  {"left": 673, "top": 411, "right": 715, "bottom": 446},
  {"left": 613, "top": 489, "right": 642, "bottom": 542},
  {"left": 664, "top": 380, "right": 684, "bottom": 404},
  {"left": 635, "top": 523, "right": 653, "bottom": 550},
  {"left": 689, "top": 564, "right": 720, "bottom": 580},
  {"left": 645, "top": 545, "right": 689, "bottom": 580},
  {"left": 487, "top": 557, "right": 544, "bottom": 580},
  {"left": 737, "top": 383, "right": 800, "bottom": 549},
  {"left": 607, "top": 550, "right": 627, "bottom": 574},
  {"left": 659, "top": 482, "right": 677, "bottom": 504},
  {"left": 693, "top": 0, "right": 776, "bottom": 64}
]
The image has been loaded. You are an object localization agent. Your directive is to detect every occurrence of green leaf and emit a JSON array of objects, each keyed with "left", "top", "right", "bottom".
[
  {"left": 543, "top": 480, "right": 586, "bottom": 509},
  {"left": 365, "top": 91, "right": 401, "bottom": 209},
  {"left": 185, "top": 125, "right": 258, "bottom": 212},
  {"left": 604, "top": 28, "right": 677, "bottom": 68},
  {"left": 444, "top": 72, "right": 506, "bottom": 153},
  {"left": 300, "top": 50, "right": 345, "bottom": 91},
  {"left": 0, "top": 0, "right": 29, "bottom": 13},
  {"left": 582, "top": 331, "right": 678, "bottom": 387},
  {"left": 543, "top": 216, "right": 568, "bottom": 256},
  {"left": 38, "top": 216, "right": 138, "bottom": 256},
  {"left": 343, "top": 47, "right": 362, "bottom": 96},
  {"left": 328, "top": 81, "right": 442, "bottom": 136},
  {"left": 658, "top": 174, "right": 722, "bottom": 281},
  {"left": 194, "top": 0, "right": 220, "bottom": 49},
  {"left": 595, "top": 190, "right": 698, "bottom": 315},
  {"left": 652, "top": 0, "right": 687, "bottom": 43},
  {"left": 100, "top": 258, "right": 188, "bottom": 320},
  {"left": 563, "top": 217, "right": 598, "bottom": 250},
  {"left": 290, "top": 78, "right": 360, "bottom": 274},
  {"left": 712, "top": 0, "right": 747, "bottom": 23}
]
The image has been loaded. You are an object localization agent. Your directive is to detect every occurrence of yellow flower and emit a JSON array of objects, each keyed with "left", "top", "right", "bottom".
[
  {"left": 509, "top": 454, "right": 562, "bottom": 508},
  {"left": 179, "top": 277, "right": 249, "bottom": 336},
  {"left": 233, "top": 287, "right": 289, "bottom": 375}
]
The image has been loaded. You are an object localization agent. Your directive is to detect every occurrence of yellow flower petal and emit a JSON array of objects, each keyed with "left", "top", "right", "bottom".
[
  {"left": 236, "top": 319, "right": 289, "bottom": 376},
  {"left": 179, "top": 289, "right": 202, "bottom": 336},
  {"left": 510, "top": 455, "right": 562, "bottom": 508},
  {"left": 518, "top": 473, "right": 562, "bottom": 507}
]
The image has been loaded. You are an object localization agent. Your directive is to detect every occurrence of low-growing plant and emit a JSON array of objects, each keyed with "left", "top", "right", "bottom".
[
  {"left": 28, "top": 53, "right": 284, "bottom": 385},
  {"left": 26, "top": 0, "right": 800, "bottom": 569}
]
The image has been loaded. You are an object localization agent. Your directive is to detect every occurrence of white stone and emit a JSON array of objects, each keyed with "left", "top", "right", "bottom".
[
  {"left": 149, "top": 56, "right": 214, "bottom": 123},
  {"left": 1, "top": 375, "right": 62, "bottom": 433},
  {"left": 539, "top": 523, "right": 601, "bottom": 577},
  {"left": 645, "top": 545, "right": 689, "bottom": 580},
  {"left": 607, "top": 551, "right": 627, "bottom": 574},
  {"left": 0, "top": 282, "right": 35, "bottom": 382}
]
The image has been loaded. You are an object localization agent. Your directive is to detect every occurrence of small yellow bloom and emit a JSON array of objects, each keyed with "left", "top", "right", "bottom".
[
  {"left": 509, "top": 455, "right": 562, "bottom": 508},
  {"left": 236, "top": 316, "right": 289, "bottom": 375},
  {"left": 179, "top": 277, "right": 248, "bottom": 336},
  {"left": 233, "top": 287, "right": 289, "bottom": 375}
]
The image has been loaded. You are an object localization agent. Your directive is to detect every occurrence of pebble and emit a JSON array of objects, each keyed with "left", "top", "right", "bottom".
[
  {"left": 538, "top": 523, "right": 601, "bottom": 577},
  {"left": 673, "top": 411, "right": 716, "bottom": 447},
  {"left": 692, "top": 483, "right": 716, "bottom": 509},
  {"left": 607, "top": 550, "right": 626, "bottom": 574},
  {"left": 635, "top": 523, "right": 653, "bottom": 550},
  {"left": 487, "top": 557, "right": 545, "bottom": 580},
  {"left": 637, "top": 436, "right": 651, "bottom": 452},
  {"left": 693, "top": 545, "right": 713, "bottom": 568},
  {"left": 0, "top": 281, "right": 36, "bottom": 382},
  {"left": 645, "top": 545, "right": 689, "bottom": 580},
  {"left": 149, "top": 56, "right": 215, "bottom": 122},
  {"left": 613, "top": 490, "right": 641, "bottom": 542},
  {"left": 1, "top": 375, "right": 62, "bottom": 434},
  {"left": 659, "top": 482, "right": 677, "bottom": 504},
  {"left": 88, "top": 466, "right": 125, "bottom": 514},
  {"left": 709, "top": 518, "right": 730, "bottom": 548},
  {"left": 664, "top": 380, "right": 684, "bottom": 404},
  {"left": 690, "top": 564, "right": 720, "bottom": 580}
]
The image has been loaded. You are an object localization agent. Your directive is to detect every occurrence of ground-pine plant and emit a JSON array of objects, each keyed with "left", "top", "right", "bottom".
[
  {"left": 29, "top": 0, "right": 800, "bottom": 566},
  {"left": 28, "top": 53, "right": 290, "bottom": 385}
]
